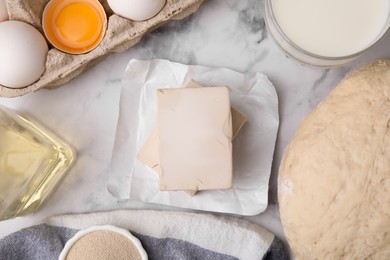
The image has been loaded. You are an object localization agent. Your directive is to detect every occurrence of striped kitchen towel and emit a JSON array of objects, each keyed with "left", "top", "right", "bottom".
[{"left": 0, "top": 210, "right": 289, "bottom": 259}]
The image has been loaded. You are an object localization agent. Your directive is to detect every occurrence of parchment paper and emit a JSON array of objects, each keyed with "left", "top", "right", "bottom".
[{"left": 108, "top": 59, "right": 279, "bottom": 216}]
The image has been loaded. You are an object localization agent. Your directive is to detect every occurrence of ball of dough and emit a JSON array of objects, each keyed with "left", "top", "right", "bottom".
[{"left": 279, "top": 60, "right": 390, "bottom": 259}]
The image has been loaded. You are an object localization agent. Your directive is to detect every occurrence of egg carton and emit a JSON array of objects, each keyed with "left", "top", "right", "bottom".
[{"left": 0, "top": 0, "right": 204, "bottom": 97}]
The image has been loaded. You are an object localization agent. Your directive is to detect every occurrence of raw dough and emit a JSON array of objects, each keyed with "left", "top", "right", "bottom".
[{"left": 279, "top": 60, "right": 390, "bottom": 259}]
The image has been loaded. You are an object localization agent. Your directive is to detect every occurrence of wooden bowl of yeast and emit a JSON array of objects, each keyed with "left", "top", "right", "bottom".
[{"left": 0, "top": 0, "right": 204, "bottom": 97}]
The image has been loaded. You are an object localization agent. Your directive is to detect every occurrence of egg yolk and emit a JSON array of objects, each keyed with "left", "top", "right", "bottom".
[{"left": 54, "top": 2, "right": 102, "bottom": 48}]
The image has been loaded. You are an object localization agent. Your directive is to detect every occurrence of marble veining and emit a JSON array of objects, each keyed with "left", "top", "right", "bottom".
[{"left": 0, "top": 0, "right": 390, "bottom": 254}]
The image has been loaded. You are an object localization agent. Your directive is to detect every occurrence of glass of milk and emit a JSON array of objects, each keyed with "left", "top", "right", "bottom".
[{"left": 265, "top": 0, "right": 390, "bottom": 67}]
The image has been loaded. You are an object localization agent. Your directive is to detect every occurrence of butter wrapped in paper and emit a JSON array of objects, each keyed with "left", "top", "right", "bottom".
[
  {"left": 137, "top": 80, "right": 248, "bottom": 196},
  {"left": 108, "top": 59, "right": 279, "bottom": 216}
]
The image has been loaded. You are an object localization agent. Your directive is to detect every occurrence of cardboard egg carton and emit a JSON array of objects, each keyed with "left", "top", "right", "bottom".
[{"left": 0, "top": 0, "right": 204, "bottom": 97}]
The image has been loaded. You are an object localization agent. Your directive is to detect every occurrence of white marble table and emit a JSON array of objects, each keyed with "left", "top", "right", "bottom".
[{"left": 1, "top": 0, "right": 390, "bottom": 255}]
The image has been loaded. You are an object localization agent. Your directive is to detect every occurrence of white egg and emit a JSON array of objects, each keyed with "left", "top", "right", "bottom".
[
  {"left": 0, "top": 21, "right": 48, "bottom": 88},
  {"left": 107, "top": 0, "right": 166, "bottom": 21},
  {"left": 0, "top": 0, "right": 8, "bottom": 22}
]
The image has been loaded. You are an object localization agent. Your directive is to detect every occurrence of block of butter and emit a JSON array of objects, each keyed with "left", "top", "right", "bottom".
[
  {"left": 157, "top": 86, "right": 233, "bottom": 191},
  {"left": 138, "top": 80, "right": 248, "bottom": 195},
  {"left": 186, "top": 80, "right": 248, "bottom": 140},
  {"left": 137, "top": 80, "right": 248, "bottom": 178}
]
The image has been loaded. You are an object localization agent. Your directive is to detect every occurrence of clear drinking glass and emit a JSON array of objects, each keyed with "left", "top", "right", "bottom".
[
  {"left": 264, "top": 0, "right": 390, "bottom": 67},
  {"left": 0, "top": 105, "right": 75, "bottom": 220}
]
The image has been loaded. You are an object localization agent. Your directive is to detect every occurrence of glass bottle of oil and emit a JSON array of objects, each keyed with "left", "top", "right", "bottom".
[{"left": 0, "top": 105, "right": 75, "bottom": 221}]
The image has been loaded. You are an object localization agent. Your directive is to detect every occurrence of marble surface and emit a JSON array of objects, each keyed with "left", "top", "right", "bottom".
[{"left": 1, "top": 0, "right": 390, "bottom": 256}]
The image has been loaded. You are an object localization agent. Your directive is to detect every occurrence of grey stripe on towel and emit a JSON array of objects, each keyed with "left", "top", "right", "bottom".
[
  {"left": 0, "top": 210, "right": 290, "bottom": 260},
  {"left": 0, "top": 224, "right": 238, "bottom": 260}
]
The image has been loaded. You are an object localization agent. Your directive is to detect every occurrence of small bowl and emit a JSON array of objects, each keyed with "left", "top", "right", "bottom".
[
  {"left": 59, "top": 225, "right": 148, "bottom": 260},
  {"left": 42, "top": 0, "right": 107, "bottom": 54}
]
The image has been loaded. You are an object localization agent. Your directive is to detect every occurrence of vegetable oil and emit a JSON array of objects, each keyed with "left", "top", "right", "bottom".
[{"left": 0, "top": 106, "right": 74, "bottom": 220}]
